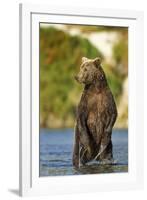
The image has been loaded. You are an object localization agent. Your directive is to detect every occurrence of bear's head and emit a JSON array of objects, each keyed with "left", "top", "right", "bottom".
[{"left": 75, "top": 57, "right": 107, "bottom": 86}]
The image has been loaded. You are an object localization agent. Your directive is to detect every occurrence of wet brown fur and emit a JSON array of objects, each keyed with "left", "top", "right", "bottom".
[{"left": 72, "top": 57, "right": 117, "bottom": 168}]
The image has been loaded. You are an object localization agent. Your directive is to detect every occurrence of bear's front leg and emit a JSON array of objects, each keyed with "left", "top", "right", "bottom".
[
  {"left": 73, "top": 115, "right": 92, "bottom": 167},
  {"left": 78, "top": 113, "right": 93, "bottom": 165},
  {"left": 99, "top": 135, "right": 113, "bottom": 162},
  {"left": 77, "top": 113, "right": 91, "bottom": 148},
  {"left": 96, "top": 112, "right": 117, "bottom": 163},
  {"left": 72, "top": 124, "right": 80, "bottom": 168},
  {"left": 94, "top": 126, "right": 113, "bottom": 162},
  {"left": 105, "top": 113, "right": 117, "bottom": 133}
]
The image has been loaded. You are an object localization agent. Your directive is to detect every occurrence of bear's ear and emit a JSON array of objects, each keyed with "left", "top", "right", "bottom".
[
  {"left": 94, "top": 57, "right": 101, "bottom": 68},
  {"left": 82, "top": 57, "right": 88, "bottom": 63}
]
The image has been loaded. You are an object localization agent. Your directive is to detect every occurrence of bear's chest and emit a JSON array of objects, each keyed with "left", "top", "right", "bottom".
[
  {"left": 78, "top": 90, "right": 109, "bottom": 115},
  {"left": 87, "top": 92, "right": 107, "bottom": 112}
]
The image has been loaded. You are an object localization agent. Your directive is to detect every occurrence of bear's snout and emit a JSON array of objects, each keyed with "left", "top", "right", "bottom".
[
  {"left": 74, "top": 75, "right": 82, "bottom": 83},
  {"left": 74, "top": 75, "right": 78, "bottom": 81}
]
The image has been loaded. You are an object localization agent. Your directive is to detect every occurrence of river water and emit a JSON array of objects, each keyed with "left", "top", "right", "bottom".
[{"left": 40, "top": 129, "right": 128, "bottom": 176}]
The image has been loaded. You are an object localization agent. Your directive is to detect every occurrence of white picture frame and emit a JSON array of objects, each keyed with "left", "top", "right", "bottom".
[{"left": 19, "top": 3, "right": 144, "bottom": 197}]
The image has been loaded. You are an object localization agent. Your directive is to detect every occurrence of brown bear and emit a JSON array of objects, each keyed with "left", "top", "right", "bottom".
[{"left": 72, "top": 57, "right": 117, "bottom": 168}]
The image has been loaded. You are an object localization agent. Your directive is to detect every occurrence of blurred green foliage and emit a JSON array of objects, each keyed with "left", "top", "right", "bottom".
[
  {"left": 40, "top": 26, "right": 128, "bottom": 128},
  {"left": 103, "top": 64, "right": 123, "bottom": 101},
  {"left": 113, "top": 32, "right": 128, "bottom": 77}
]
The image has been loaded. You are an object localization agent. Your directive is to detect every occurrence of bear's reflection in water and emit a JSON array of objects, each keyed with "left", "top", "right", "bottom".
[
  {"left": 73, "top": 162, "right": 128, "bottom": 175},
  {"left": 45, "top": 163, "right": 128, "bottom": 176}
]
